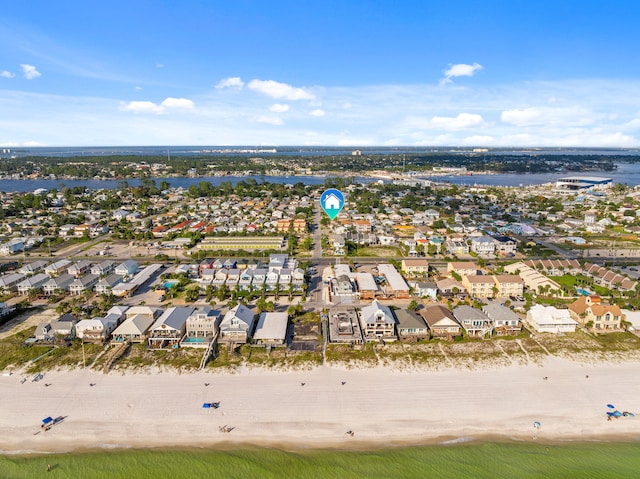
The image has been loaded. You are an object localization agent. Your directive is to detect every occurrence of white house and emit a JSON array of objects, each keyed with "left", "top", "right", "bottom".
[
  {"left": 359, "top": 300, "right": 397, "bottom": 341},
  {"left": 470, "top": 236, "right": 496, "bottom": 256},
  {"left": 76, "top": 306, "right": 128, "bottom": 343},
  {"left": 43, "top": 274, "right": 75, "bottom": 295},
  {"left": 526, "top": 304, "right": 577, "bottom": 334},
  {"left": 115, "top": 260, "right": 138, "bottom": 276},
  {"left": 16, "top": 273, "right": 49, "bottom": 295},
  {"left": 44, "top": 259, "right": 72, "bottom": 277}
]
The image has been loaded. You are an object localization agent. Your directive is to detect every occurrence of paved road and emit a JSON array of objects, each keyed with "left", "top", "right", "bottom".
[{"left": 312, "top": 200, "right": 323, "bottom": 260}]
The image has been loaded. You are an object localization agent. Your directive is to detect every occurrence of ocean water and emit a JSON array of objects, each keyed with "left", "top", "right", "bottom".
[{"left": 2, "top": 443, "right": 640, "bottom": 478}]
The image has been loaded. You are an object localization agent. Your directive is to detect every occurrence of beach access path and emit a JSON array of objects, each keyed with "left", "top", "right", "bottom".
[{"left": 1, "top": 358, "right": 639, "bottom": 453}]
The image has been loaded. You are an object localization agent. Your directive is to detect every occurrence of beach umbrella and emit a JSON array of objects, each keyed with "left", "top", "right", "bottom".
[
  {"left": 607, "top": 404, "right": 615, "bottom": 409},
  {"left": 533, "top": 421, "right": 541, "bottom": 429},
  {"left": 614, "top": 411, "right": 622, "bottom": 417}
]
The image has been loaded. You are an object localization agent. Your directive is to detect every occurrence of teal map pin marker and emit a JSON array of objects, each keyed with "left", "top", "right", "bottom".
[{"left": 320, "top": 188, "right": 345, "bottom": 220}]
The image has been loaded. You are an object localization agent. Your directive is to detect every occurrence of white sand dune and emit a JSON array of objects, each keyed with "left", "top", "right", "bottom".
[{"left": 1, "top": 358, "right": 640, "bottom": 454}]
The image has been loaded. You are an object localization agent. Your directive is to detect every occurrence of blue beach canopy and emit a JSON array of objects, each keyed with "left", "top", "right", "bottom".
[
  {"left": 42, "top": 417, "right": 53, "bottom": 424},
  {"left": 607, "top": 404, "right": 615, "bottom": 409}
]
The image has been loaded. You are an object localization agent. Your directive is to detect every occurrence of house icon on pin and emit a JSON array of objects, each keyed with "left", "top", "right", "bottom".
[{"left": 323, "top": 193, "right": 341, "bottom": 210}]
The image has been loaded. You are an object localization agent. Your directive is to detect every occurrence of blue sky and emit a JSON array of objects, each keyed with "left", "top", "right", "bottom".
[{"left": 2, "top": 0, "right": 640, "bottom": 147}]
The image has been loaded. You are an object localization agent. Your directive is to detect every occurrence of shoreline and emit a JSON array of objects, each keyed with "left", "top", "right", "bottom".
[{"left": 2, "top": 358, "right": 640, "bottom": 455}]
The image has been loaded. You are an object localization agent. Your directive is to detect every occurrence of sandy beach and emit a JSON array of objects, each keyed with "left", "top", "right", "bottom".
[{"left": 1, "top": 358, "right": 640, "bottom": 454}]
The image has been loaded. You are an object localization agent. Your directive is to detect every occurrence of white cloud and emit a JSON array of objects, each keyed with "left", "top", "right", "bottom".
[
  {"left": 248, "top": 79, "right": 314, "bottom": 100},
  {"left": 4, "top": 78, "right": 640, "bottom": 147},
  {"left": 120, "top": 97, "right": 195, "bottom": 114},
  {"left": 501, "top": 106, "right": 597, "bottom": 127},
  {"left": 0, "top": 140, "right": 42, "bottom": 147},
  {"left": 135, "top": 86, "right": 142, "bottom": 91},
  {"left": 216, "top": 77, "right": 245, "bottom": 90},
  {"left": 20, "top": 64, "right": 41, "bottom": 80},
  {"left": 501, "top": 108, "right": 543, "bottom": 126},
  {"left": 256, "top": 115, "right": 284, "bottom": 125},
  {"left": 337, "top": 137, "right": 373, "bottom": 146},
  {"left": 1, "top": 70, "right": 15, "bottom": 79},
  {"left": 120, "top": 100, "right": 165, "bottom": 114},
  {"left": 160, "top": 97, "right": 195, "bottom": 109},
  {"left": 309, "top": 109, "right": 326, "bottom": 117},
  {"left": 441, "top": 62, "right": 482, "bottom": 85},
  {"left": 407, "top": 113, "right": 484, "bottom": 130},
  {"left": 156, "top": 63, "right": 165, "bottom": 68},
  {"left": 461, "top": 135, "right": 495, "bottom": 145},
  {"left": 269, "top": 103, "right": 289, "bottom": 113}
]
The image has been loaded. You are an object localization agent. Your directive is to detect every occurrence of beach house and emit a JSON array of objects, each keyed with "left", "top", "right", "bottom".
[
  {"left": 76, "top": 307, "right": 128, "bottom": 343},
  {"left": 568, "top": 295, "right": 623, "bottom": 331},
  {"left": 452, "top": 306, "right": 493, "bottom": 338},
  {"left": 182, "top": 306, "right": 220, "bottom": 348},
  {"left": 111, "top": 306, "right": 162, "bottom": 343},
  {"left": 420, "top": 305, "right": 462, "bottom": 340},
  {"left": 526, "top": 304, "right": 577, "bottom": 334},
  {"left": 359, "top": 300, "right": 397, "bottom": 342},
  {"left": 328, "top": 307, "right": 364, "bottom": 344},
  {"left": 148, "top": 307, "right": 195, "bottom": 349},
  {"left": 219, "top": 304, "right": 255, "bottom": 344},
  {"left": 395, "top": 309, "right": 429, "bottom": 342},
  {"left": 253, "top": 312, "right": 289, "bottom": 346},
  {"left": 482, "top": 303, "right": 522, "bottom": 336}
]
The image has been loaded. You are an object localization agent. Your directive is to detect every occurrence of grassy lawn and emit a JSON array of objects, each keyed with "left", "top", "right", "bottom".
[
  {"left": 550, "top": 274, "right": 613, "bottom": 296},
  {"left": 353, "top": 246, "right": 402, "bottom": 257},
  {"left": 0, "top": 327, "right": 104, "bottom": 373},
  {"left": 325, "top": 342, "right": 378, "bottom": 366},
  {"left": 113, "top": 343, "right": 202, "bottom": 371},
  {"left": 207, "top": 343, "right": 322, "bottom": 370},
  {"left": 208, "top": 344, "right": 244, "bottom": 369}
]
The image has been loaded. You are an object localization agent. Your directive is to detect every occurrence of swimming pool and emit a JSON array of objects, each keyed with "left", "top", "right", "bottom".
[
  {"left": 576, "top": 288, "right": 591, "bottom": 296},
  {"left": 182, "top": 337, "right": 206, "bottom": 343}
]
